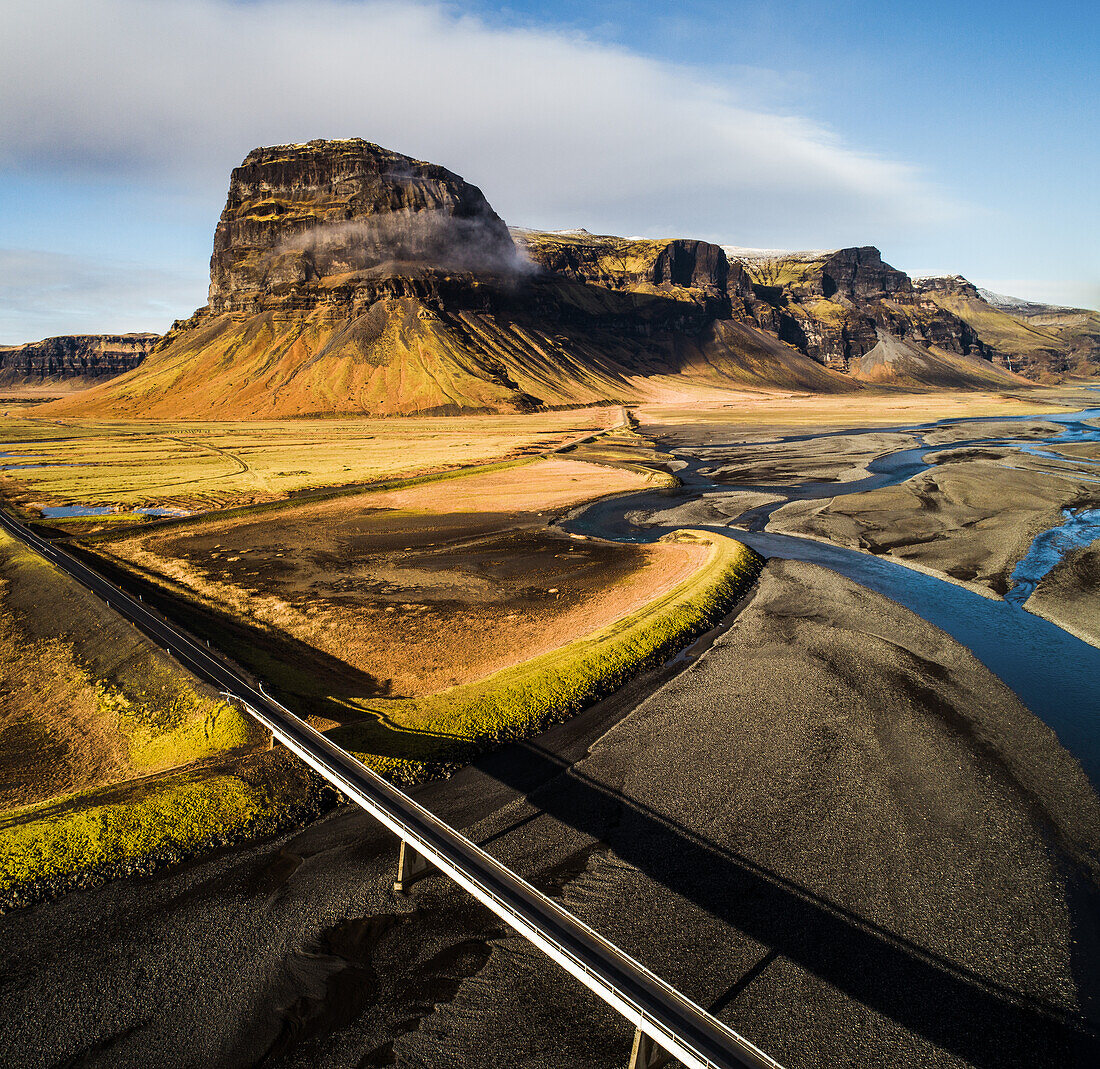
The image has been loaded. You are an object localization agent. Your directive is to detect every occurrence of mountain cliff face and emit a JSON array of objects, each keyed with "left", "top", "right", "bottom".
[
  {"left": 724, "top": 248, "right": 999, "bottom": 378},
  {"left": 207, "top": 139, "right": 523, "bottom": 316},
  {"left": 914, "top": 276, "right": 1100, "bottom": 381},
  {"left": 45, "top": 140, "right": 855, "bottom": 418},
  {"left": 0, "top": 333, "right": 157, "bottom": 383},
  {"left": 514, "top": 229, "right": 750, "bottom": 303},
  {"left": 43, "top": 138, "right": 1053, "bottom": 419}
]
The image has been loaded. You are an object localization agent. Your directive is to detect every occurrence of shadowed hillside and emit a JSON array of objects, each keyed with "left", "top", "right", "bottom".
[{"left": 723, "top": 247, "right": 1033, "bottom": 388}]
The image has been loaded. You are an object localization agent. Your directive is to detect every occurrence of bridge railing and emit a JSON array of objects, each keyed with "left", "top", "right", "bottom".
[{"left": 236, "top": 691, "right": 782, "bottom": 1069}]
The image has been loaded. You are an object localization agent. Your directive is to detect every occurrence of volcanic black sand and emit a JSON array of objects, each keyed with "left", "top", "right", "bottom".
[
  {"left": 769, "top": 439, "right": 1100, "bottom": 596},
  {"left": 687, "top": 430, "right": 918, "bottom": 485},
  {"left": 2, "top": 561, "right": 1097, "bottom": 1068}
]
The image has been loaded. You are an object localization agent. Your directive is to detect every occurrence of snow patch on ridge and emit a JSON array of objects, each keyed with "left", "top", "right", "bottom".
[{"left": 721, "top": 245, "right": 836, "bottom": 263}]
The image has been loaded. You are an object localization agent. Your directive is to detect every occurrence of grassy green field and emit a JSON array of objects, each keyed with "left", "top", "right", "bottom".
[
  {"left": 0, "top": 529, "right": 266, "bottom": 807},
  {"left": 0, "top": 409, "right": 617, "bottom": 515}
]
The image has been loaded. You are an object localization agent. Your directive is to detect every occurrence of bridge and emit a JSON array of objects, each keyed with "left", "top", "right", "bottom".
[{"left": 0, "top": 507, "right": 783, "bottom": 1069}]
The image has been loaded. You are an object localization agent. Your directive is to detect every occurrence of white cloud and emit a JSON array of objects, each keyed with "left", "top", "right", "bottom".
[{"left": 1, "top": 0, "right": 957, "bottom": 250}]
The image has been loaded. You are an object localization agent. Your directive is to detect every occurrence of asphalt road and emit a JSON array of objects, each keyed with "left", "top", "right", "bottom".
[{"left": 0, "top": 507, "right": 780, "bottom": 1069}]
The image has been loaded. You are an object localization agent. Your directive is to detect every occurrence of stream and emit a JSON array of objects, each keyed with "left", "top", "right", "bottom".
[{"left": 563, "top": 405, "right": 1100, "bottom": 784}]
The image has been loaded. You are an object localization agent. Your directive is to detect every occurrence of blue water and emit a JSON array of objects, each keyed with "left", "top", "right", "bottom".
[
  {"left": 565, "top": 404, "right": 1100, "bottom": 783},
  {"left": 1006, "top": 509, "right": 1100, "bottom": 606},
  {"left": 40, "top": 505, "right": 115, "bottom": 518},
  {"left": 0, "top": 450, "right": 53, "bottom": 469}
]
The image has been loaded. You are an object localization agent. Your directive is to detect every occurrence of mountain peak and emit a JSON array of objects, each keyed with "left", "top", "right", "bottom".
[{"left": 208, "top": 138, "right": 522, "bottom": 314}]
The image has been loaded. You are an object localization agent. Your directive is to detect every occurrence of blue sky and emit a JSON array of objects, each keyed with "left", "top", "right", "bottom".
[{"left": 1, "top": 0, "right": 1097, "bottom": 340}]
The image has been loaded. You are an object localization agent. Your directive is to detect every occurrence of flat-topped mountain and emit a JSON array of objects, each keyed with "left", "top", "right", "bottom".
[
  {"left": 208, "top": 139, "right": 523, "bottom": 315},
  {"left": 731, "top": 246, "right": 910, "bottom": 302},
  {"left": 43, "top": 139, "right": 1039, "bottom": 418},
  {"left": 44, "top": 141, "right": 855, "bottom": 418},
  {"left": 0, "top": 333, "right": 157, "bottom": 386}
]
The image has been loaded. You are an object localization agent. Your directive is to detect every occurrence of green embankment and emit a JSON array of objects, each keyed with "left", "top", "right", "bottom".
[
  {"left": 0, "top": 526, "right": 276, "bottom": 910},
  {"left": 0, "top": 756, "right": 333, "bottom": 910},
  {"left": 0, "top": 528, "right": 264, "bottom": 784},
  {"left": 339, "top": 531, "right": 763, "bottom": 781}
]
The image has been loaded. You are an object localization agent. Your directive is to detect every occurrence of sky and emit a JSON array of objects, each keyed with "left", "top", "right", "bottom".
[{"left": 1, "top": 0, "right": 1097, "bottom": 341}]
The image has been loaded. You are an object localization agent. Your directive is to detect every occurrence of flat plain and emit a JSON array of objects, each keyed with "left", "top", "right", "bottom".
[
  {"left": 0, "top": 408, "right": 619, "bottom": 516},
  {"left": 2, "top": 386, "right": 1100, "bottom": 1068}
]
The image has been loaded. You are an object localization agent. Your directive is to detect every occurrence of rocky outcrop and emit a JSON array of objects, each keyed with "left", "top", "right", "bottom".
[
  {"left": 514, "top": 230, "right": 753, "bottom": 305},
  {"left": 917, "top": 274, "right": 984, "bottom": 301},
  {"left": 913, "top": 276, "right": 1099, "bottom": 381},
  {"left": 726, "top": 247, "right": 999, "bottom": 374},
  {"left": 207, "top": 139, "right": 522, "bottom": 316},
  {"left": 0, "top": 333, "right": 157, "bottom": 381},
  {"left": 741, "top": 246, "right": 910, "bottom": 303}
]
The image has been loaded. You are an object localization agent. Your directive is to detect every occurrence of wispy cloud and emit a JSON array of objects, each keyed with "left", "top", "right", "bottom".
[{"left": 1, "top": 0, "right": 958, "bottom": 251}]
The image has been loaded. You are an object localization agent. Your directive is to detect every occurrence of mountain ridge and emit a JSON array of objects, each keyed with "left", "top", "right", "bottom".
[
  {"left": 912, "top": 275, "right": 1100, "bottom": 381},
  {"left": 40, "top": 139, "right": 1050, "bottom": 418},
  {"left": 0, "top": 333, "right": 158, "bottom": 387}
]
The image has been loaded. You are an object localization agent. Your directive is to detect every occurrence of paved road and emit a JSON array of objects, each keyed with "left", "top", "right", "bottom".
[{"left": 0, "top": 507, "right": 781, "bottom": 1069}]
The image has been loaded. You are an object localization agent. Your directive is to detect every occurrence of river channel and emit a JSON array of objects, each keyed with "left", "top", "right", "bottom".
[{"left": 564, "top": 405, "right": 1100, "bottom": 784}]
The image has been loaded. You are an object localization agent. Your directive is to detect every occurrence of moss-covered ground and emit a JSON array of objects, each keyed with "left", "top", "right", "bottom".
[
  {"left": 0, "top": 751, "right": 333, "bottom": 911},
  {"left": 0, "top": 525, "right": 274, "bottom": 908},
  {"left": 0, "top": 529, "right": 266, "bottom": 809}
]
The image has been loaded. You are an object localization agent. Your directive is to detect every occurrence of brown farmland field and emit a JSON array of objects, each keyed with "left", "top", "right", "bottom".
[{"left": 98, "top": 458, "right": 693, "bottom": 703}]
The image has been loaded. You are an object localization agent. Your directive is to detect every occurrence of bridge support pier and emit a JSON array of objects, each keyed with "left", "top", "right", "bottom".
[
  {"left": 393, "top": 839, "right": 431, "bottom": 893},
  {"left": 628, "top": 1028, "right": 672, "bottom": 1069}
]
